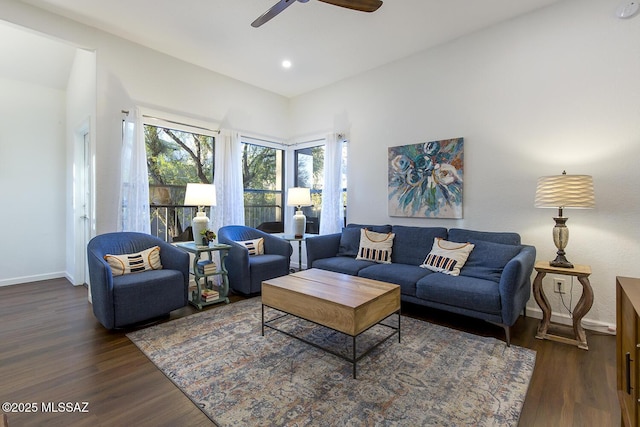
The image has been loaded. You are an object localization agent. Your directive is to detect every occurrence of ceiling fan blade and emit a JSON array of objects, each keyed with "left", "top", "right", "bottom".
[
  {"left": 317, "top": 0, "right": 382, "bottom": 12},
  {"left": 251, "top": 0, "right": 298, "bottom": 28}
]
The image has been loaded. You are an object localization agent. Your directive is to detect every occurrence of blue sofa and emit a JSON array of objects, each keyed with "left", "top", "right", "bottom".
[{"left": 306, "top": 224, "right": 536, "bottom": 345}]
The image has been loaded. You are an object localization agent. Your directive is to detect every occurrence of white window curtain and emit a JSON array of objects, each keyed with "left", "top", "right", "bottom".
[
  {"left": 118, "top": 108, "right": 151, "bottom": 233},
  {"left": 319, "top": 133, "right": 345, "bottom": 235},
  {"left": 213, "top": 129, "right": 245, "bottom": 228}
]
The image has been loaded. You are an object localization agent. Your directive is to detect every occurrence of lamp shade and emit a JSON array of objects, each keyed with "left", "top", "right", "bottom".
[
  {"left": 184, "top": 183, "right": 216, "bottom": 207},
  {"left": 287, "top": 187, "right": 311, "bottom": 207},
  {"left": 534, "top": 173, "right": 594, "bottom": 209}
]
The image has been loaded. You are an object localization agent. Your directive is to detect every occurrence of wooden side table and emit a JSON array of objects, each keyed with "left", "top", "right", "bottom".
[
  {"left": 175, "top": 242, "right": 231, "bottom": 309},
  {"left": 532, "top": 261, "right": 593, "bottom": 350}
]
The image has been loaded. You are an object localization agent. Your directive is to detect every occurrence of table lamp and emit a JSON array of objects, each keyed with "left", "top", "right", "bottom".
[
  {"left": 287, "top": 187, "right": 311, "bottom": 238},
  {"left": 534, "top": 171, "right": 594, "bottom": 268},
  {"left": 184, "top": 183, "right": 216, "bottom": 245}
]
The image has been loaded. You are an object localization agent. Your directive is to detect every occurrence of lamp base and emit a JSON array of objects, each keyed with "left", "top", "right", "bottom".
[
  {"left": 192, "top": 211, "right": 209, "bottom": 246},
  {"left": 550, "top": 251, "right": 574, "bottom": 269},
  {"left": 550, "top": 216, "right": 573, "bottom": 268},
  {"left": 293, "top": 209, "right": 306, "bottom": 239}
]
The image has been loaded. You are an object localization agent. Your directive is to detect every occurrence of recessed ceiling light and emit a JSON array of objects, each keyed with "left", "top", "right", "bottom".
[{"left": 282, "top": 59, "right": 292, "bottom": 69}]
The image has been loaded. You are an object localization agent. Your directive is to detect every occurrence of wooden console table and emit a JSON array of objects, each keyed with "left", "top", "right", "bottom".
[{"left": 532, "top": 261, "right": 593, "bottom": 350}]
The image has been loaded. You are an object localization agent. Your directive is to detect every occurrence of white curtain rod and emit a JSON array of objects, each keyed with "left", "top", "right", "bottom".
[
  {"left": 289, "top": 133, "right": 347, "bottom": 147},
  {"left": 121, "top": 110, "right": 220, "bottom": 134},
  {"left": 120, "top": 110, "right": 346, "bottom": 143}
]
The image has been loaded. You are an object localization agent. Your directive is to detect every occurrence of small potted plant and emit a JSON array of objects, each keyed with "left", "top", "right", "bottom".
[{"left": 200, "top": 228, "right": 217, "bottom": 246}]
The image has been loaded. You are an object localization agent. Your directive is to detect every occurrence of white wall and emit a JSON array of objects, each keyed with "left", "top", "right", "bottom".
[
  {"left": 0, "top": 77, "right": 67, "bottom": 285},
  {"left": 290, "top": 0, "right": 640, "bottom": 329}
]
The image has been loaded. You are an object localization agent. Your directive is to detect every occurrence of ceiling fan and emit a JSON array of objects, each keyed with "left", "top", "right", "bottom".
[{"left": 251, "top": 0, "right": 383, "bottom": 28}]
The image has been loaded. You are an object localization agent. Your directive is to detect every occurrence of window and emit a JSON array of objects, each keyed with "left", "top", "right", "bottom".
[
  {"left": 294, "top": 141, "right": 347, "bottom": 234},
  {"left": 241, "top": 139, "right": 284, "bottom": 231},
  {"left": 144, "top": 121, "right": 215, "bottom": 241}
]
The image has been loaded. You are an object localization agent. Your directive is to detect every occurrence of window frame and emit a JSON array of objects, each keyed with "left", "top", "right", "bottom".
[
  {"left": 292, "top": 138, "right": 348, "bottom": 233},
  {"left": 139, "top": 109, "right": 219, "bottom": 242},
  {"left": 241, "top": 136, "right": 286, "bottom": 230}
]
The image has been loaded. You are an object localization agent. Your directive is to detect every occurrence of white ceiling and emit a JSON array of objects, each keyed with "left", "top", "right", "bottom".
[{"left": 14, "top": 0, "right": 562, "bottom": 97}]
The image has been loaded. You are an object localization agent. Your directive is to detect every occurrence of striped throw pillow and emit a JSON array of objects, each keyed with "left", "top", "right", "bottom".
[
  {"left": 104, "top": 246, "right": 162, "bottom": 276},
  {"left": 421, "top": 238, "right": 474, "bottom": 276},
  {"left": 238, "top": 238, "right": 265, "bottom": 255},
  {"left": 355, "top": 229, "right": 395, "bottom": 264}
]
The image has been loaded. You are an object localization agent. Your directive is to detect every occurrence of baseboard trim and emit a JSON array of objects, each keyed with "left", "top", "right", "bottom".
[{"left": 0, "top": 272, "right": 67, "bottom": 287}]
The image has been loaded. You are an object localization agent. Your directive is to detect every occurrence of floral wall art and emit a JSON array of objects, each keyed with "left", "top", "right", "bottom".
[{"left": 388, "top": 138, "right": 464, "bottom": 219}]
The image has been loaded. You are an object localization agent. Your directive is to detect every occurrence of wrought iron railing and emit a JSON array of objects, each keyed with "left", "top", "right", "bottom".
[
  {"left": 150, "top": 204, "right": 283, "bottom": 242},
  {"left": 150, "top": 205, "right": 201, "bottom": 242},
  {"left": 150, "top": 202, "right": 345, "bottom": 242},
  {"left": 244, "top": 204, "right": 282, "bottom": 229}
]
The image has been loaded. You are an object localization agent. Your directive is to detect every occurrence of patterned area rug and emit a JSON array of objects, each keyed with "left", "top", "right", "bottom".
[{"left": 127, "top": 298, "right": 535, "bottom": 426}]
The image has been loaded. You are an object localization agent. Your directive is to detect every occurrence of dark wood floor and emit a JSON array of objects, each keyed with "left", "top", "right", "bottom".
[{"left": 0, "top": 278, "right": 619, "bottom": 426}]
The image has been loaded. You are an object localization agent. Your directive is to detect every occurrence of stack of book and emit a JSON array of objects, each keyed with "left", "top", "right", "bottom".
[
  {"left": 197, "top": 260, "right": 217, "bottom": 275},
  {"left": 203, "top": 262, "right": 217, "bottom": 275},
  {"left": 201, "top": 288, "right": 219, "bottom": 302}
]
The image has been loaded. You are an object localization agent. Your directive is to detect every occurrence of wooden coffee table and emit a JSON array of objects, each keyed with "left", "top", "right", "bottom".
[{"left": 261, "top": 268, "right": 401, "bottom": 378}]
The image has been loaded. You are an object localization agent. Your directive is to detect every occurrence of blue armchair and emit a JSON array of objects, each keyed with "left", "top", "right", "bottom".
[
  {"left": 87, "top": 232, "right": 190, "bottom": 329},
  {"left": 218, "top": 225, "right": 292, "bottom": 295}
]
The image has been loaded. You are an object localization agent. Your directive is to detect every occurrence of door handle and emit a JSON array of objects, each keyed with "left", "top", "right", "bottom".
[{"left": 627, "top": 352, "right": 633, "bottom": 395}]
